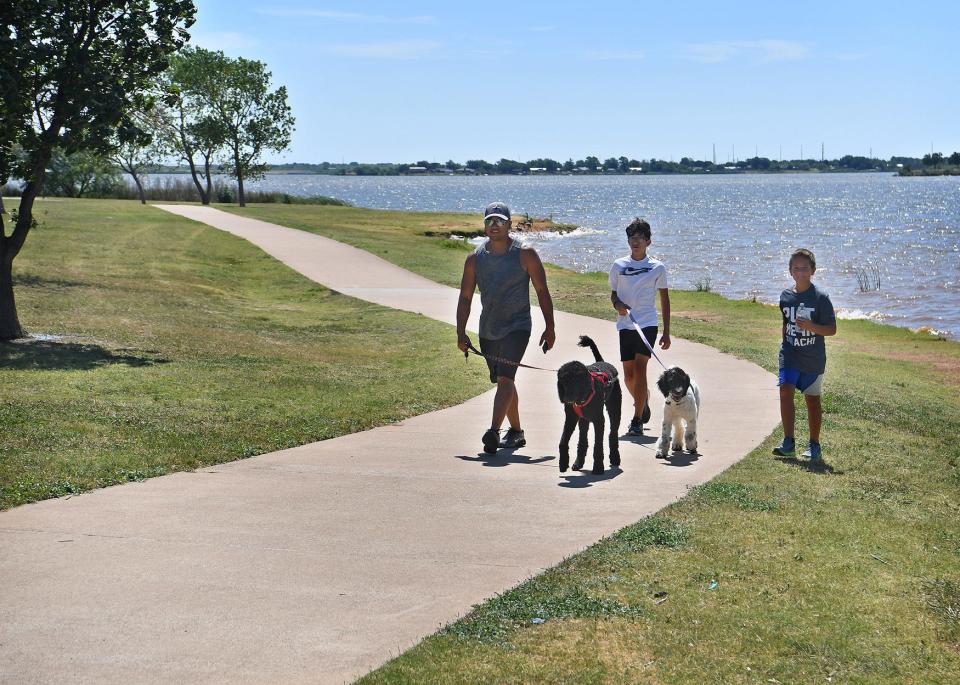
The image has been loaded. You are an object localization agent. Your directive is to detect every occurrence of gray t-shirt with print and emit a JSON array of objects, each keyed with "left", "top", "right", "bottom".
[{"left": 779, "top": 284, "right": 835, "bottom": 374}]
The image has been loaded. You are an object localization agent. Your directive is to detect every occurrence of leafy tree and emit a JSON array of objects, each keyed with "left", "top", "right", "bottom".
[
  {"left": 584, "top": 156, "right": 600, "bottom": 171},
  {"left": 562, "top": 159, "right": 575, "bottom": 172},
  {"left": 603, "top": 157, "right": 619, "bottom": 171},
  {"left": 617, "top": 156, "right": 630, "bottom": 172},
  {"left": 209, "top": 53, "right": 293, "bottom": 205},
  {"left": 0, "top": 0, "right": 195, "bottom": 339},
  {"left": 45, "top": 149, "right": 122, "bottom": 198},
  {"left": 495, "top": 158, "right": 527, "bottom": 174},
  {"left": 465, "top": 159, "right": 492, "bottom": 172},
  {"left": 161, "top": 47, "right": 229, "bottom": 205},
  {"left": 526, "top": 158, "right": 560, "bottom": 172},
  {"left": 110, "top": 109, "right": 169, "bottom": 204},
  {"left": 922, "top": 152, "right": 944, "bottom": 167},
  {"left": 950, "top": 152, "right": 960, "bottom": 166},
  {"left": 745, "top": 156, "right": 771, "bottom": 170}
]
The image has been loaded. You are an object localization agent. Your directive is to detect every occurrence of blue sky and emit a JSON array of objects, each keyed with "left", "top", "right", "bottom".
[{"left": 189, "top": 1, "right": 959, "bottom": 164}]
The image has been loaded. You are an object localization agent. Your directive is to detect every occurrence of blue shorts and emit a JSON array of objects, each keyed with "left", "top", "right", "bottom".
[{"left": 778, "top": 367, "right": 823, "bottom": 396}]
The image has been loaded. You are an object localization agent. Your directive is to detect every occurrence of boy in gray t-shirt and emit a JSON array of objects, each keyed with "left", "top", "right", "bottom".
[{"left": 772, "top": 248, "right": 837, "bottom": 461}]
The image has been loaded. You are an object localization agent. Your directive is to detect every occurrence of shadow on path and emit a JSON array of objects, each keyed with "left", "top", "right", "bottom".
[
  {"left": 620, "top": 433, "right": 657, "bottom": 445},
  {"left": 659, "top": 451, "right": 701, "bottom": 467},
  {"left": 558, "top": 466, "right": 623, "bottom": 488},
  {"left": 455, "top": 451, "right": 555, "bottom": 468},
  {"left": 0, "top": 340, "right": 169, "bottom": 371}
]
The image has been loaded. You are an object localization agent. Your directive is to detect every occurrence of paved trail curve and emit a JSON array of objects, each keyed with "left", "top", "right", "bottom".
[{"left": 0, "top": 206, "right": 779, "bottom": 684}]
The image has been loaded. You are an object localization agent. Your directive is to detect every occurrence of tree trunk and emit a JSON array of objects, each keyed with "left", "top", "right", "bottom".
[
  {"left": 0, "top": 170, "right": 45, "bottom": 340},
  {"left": 0, "top": 250, "right": 25, "bottom": 340},
  {"left": 203, "top": 157, "right": 213, "bottom": 205},
  {"left": 131, "top": 171, "right": 146, "bottom": 204},
  {"left": 237, "top": 168, "right": 245, "bottom": 207},
  {"left": 186, "top": 158, "right": 209, "bottom": 205}
]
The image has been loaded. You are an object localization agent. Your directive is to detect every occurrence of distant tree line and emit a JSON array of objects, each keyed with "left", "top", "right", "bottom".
[
  {"left": 898, "top": 151, "right": 960, "bottom": 176},
  {"left": 254, "top": 154, "right": 944, "bottom": 176}
]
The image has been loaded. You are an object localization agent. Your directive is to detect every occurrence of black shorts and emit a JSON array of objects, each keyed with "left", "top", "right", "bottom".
[
  {"left": 479, "top": 330, "right": 531, "bottom": 383},
  {"left": 619, "top": 327, "right": 658, "bottom": 361}
]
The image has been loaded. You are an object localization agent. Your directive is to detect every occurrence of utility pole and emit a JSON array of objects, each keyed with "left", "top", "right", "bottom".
[
  {"left": 800, "top": 144, "right": 803, "bottom": 160},
  {"left": 712, "top": 143, "right": 716, "bottom": 165},
  {"left": 821, "top": 142, "right": 824, "bottom": 162}
]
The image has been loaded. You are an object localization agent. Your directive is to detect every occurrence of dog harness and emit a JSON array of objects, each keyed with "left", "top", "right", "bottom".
[{"left": 572, "top": 371, "right": 612, "bottom": 418}]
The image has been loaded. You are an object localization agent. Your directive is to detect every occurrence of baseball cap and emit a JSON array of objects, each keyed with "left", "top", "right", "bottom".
[{"left": 483, "top": 202, "right": 511, "bottom": 221}]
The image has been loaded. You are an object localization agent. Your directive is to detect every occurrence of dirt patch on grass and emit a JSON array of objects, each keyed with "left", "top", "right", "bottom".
[
  {"left": 673, "top": 310, "right": 723, "bottom": 323},
  {"left": 872, "top": 348, "right": 960, "bottom": 386}
]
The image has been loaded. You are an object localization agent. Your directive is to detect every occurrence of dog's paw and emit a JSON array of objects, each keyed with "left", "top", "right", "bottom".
[
  {"left": 592, "top": 464, "right": 605, "bottom": 475},
  {"left": 572, "top": 458, "right": 585, "bottom": 471},
  {"left": 672, "top": 444, "right": 683, "bottom": 452},
  {"left": 655, "top": 450, "right": 666, "bottom": 459},
  {"left": 610, "top": 452, "right": 621, "bottom": 467}
]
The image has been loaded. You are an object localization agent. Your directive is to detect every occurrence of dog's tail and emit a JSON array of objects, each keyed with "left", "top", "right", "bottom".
[{"left": 577, "top": 335, "right": 604, "bottom": 362}]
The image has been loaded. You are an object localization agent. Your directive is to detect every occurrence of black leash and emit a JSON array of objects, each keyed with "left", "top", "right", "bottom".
[{"left": 464, "top": 341, "right": 558, "bottom": 372}]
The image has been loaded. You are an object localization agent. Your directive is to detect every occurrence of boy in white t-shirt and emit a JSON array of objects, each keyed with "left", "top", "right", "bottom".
[{"left": 608, "top": 218, "right": 671, "bottom": 436}]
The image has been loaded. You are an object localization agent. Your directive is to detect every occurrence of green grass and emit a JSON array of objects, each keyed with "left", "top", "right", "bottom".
[
  {"left": 4, "top": 198, "right": 959, "bottom": 681},
  {"left": 0, "top": 199, "right": 490, "bottom": 509},
  {"left": 218, "top": 205, "right": 960, "bottom": 683}
]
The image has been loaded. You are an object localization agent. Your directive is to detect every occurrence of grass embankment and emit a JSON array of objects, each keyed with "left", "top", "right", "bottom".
[
  {"left": 226, "top": 204, "right": 960, "bottom": 683},
  {"left": 0, "top": 199, "right": 490, "bottom": 509}
]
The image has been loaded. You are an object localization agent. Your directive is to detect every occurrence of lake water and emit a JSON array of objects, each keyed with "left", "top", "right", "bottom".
[{"left": 151, "top": 172, "right": 960, "bottom": 338}]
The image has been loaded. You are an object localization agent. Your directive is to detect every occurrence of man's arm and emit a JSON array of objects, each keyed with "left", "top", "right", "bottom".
[
  {"left": 456, "top": 254, "right": 477, "bottom": 352},
  {"left": 658, "top": 288, "right": 671, "bottom": 349},
  {"left": 521, "top": 248, "right": 556, "bottom": 351}
]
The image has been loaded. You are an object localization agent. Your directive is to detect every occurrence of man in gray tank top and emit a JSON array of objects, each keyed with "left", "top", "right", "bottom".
[{"left": 457, "top": 202, "right": 556, "bottom": 455}]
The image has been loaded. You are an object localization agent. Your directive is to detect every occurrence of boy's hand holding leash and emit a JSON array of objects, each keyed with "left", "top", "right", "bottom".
[{"left": 613, "top": 296, "right": 629, "bottom": 316}]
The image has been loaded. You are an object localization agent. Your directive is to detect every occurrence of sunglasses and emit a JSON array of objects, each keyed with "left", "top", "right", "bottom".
[{"left": 484, "top": 217, "right": 509, "bottom": 227}]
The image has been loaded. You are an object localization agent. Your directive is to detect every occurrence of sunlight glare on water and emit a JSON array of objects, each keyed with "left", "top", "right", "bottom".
[{"left": 150, "top": 172, "right": 960, "bottom": 338}]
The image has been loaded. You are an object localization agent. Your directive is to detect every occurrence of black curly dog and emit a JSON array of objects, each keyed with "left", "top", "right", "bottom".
[{"left": 556, "top": 336, "right": 622, "bottom": 474}]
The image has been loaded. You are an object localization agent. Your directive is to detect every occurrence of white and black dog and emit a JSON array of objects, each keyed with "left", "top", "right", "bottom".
[{"left": 654, "top": 366, "right": 701, "bottom": 458}]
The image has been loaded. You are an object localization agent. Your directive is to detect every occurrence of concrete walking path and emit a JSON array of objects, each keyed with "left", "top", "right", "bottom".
[{"left": 0, "top": 205, "right": 779, "bottom": 684}]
